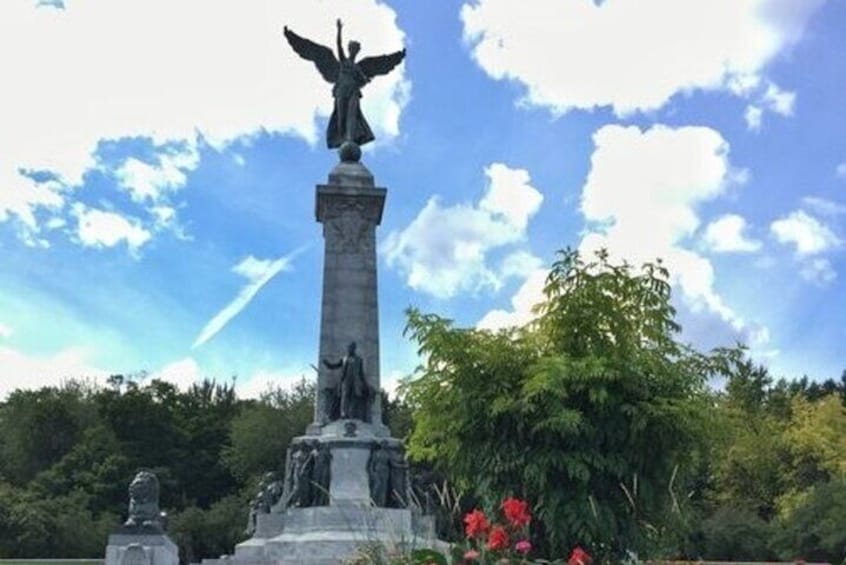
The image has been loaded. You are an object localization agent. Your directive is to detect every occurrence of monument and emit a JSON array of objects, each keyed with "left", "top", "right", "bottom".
[
  {"left": 198, "top": 20, "right": 445, "bottom": 565},
  {"left": 105, "top": 471, "right": 179, "bottom": 565}
]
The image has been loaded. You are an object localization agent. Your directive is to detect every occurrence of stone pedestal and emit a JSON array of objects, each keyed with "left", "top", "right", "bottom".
[
  {"left": 199, "top": 160, "right": 448, "bottom": 565},
  {"left": 105, "top": 533, "right": 178, "bottom": 565},
  {"left": 309, "top": 161, "right": 389, "bottom": 435}
]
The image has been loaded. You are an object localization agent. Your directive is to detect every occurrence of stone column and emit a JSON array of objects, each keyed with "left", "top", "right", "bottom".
[{"left": 310, "top": 161, "right": 387, "bottom": 432}]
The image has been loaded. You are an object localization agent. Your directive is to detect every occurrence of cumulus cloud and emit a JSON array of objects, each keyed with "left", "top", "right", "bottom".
[
  {"left": 476, "top": 268, "right": 547, "bottom": 330},
  {"left": 193, "top": 250, "right": 301, "bottom": 349},
  {"left": 0, "top": 1, "right": 409, "bottom": 245},
  {"left": 114, "top": 146, "right": 200, "bottom": 204},
  {"left": 745, "top": 83, "right": 797, "bottom": 131},
  {"left": 702, "top": 214, "right": 762, "bottom": 253},
  {"left": 383, "top": 163, "right": 543, "bottom": 298},
  {"left": 461, "top": 0, "right": 824, "bottom": 116},
  {"left": 151, "top": 357, "right": 203, "bottom": 391},
  {"left": 579, "top": 124, "right": 751, "bottom": 333},
  {"left": 72, "top": 204, "right": 152, "bottom": 252},
  {"left": 235, "top": 367, "right": 311, "bottom": 400},
  {"left": 0, "top": 345, "right": 106, "bottom": 399},
  {"left": 771, "top": 210, "right": 841, "bottom": 255}
]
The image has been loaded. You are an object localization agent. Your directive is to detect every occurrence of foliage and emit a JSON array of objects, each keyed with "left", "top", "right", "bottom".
[
  {"left": 770, "top": 479, "right": 846, "bottom": 563},
  {"left": 402, "top": 249, "right": 732, "bottom": 558},
  {"left": 0, "top": 248, "right": 844, "bottom": 561},
  {"left": 222, "top": 378, "right": 313, "bottom": 482},
  {"left": 0, "top": 376, "right": 309, "bottom": 560}
]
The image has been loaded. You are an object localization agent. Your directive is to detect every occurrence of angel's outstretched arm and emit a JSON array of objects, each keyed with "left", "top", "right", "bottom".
[{"left": 336, "top": 18, "right": 346, "bottom": 61}]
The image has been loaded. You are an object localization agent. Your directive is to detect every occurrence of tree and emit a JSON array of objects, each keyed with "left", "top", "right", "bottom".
[
  {"left": 222, "top": 378, "right": 314, "bottom": 482},
  {"left": 402, "top": 249, "right": 732, "bottom": 558}
]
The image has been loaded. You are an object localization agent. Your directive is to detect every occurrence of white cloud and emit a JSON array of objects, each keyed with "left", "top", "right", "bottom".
[
  {"left": 461, "top": 0, "right": 824, "bottom": 116},
  {"left": 479, "top": 163, "right": 544, "bottom": 231},
  {"left": 745, "top": 106, "right": 764, "bottom": 131},
  {"left": 193, "top": 250, "right": 301, "bottom": 348},
  {"left": 762, "top": 82, "right": 796, "bottom": 116},
  {"left": 771, "top": 210, "right": 841, "bottom": 255},
  {"left": 72, "top": 204, "right": 152, "bottom": 251},
  {"left": 702, "top": 214, "right": 762, "bottom": 253},
  {"left": 579, "top": 124, "right": 749, "bottom": 333},
  {"left": 151, "top": 357, "right": 203, "bottom": 391},
  {"left": 476, "top": 268, "right": 547, "bottom": 331},
  {"left": 0, "top": 345, "right": 106, "bottom": 399},
  {"left": 745, "top": 82, "right": 796, "bottom": 131},
  {"left": 0, "top": 1, "right": 409, "bottom": 244},
  {"left": 0, "top": 322, "right": 12, "bottom": 339},
  {"left": 383, "top": 163, "right": 543, "bottom": 298},
  {"left": 837, "top": 162, "right": 846, "bottom": 180},
  {"left": 800, "top": 257, "right": 836, "bottom": 285},
  {"left": 801, "top": 196, "right": 846, "bottom": 217},
  {"left": 114, "top": 147, "right": 200, "bottom": 204},
  {"left": 235, "top": 367, "right": 312, "bottom": 400}
]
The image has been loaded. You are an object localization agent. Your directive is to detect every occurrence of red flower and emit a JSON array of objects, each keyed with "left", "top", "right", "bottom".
[
  {"left": 463, "top": 549, "right": 480, "bottom": 561},
  {"left": 464, "top": 509, "right": 490, "bottom": 538},
  {"left": 502, "top": 497, "right": 532, "bottom": 527},
  {"left": 568, "top": 546, "right": 592, "bottom": 565},
  {"left": 515, "top": 539, "right": 532, "bottom": 554},
  {"left": 487, "top": 525, "right": 510, "bottom": 551}
]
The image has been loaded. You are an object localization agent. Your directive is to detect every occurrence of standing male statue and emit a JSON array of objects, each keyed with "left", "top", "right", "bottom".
[
  {"left": 323, "top": 341, "right": 371, "bottom": 421},
  {"left": 283, "top": 19, "right": 406, "bottom": 159}
]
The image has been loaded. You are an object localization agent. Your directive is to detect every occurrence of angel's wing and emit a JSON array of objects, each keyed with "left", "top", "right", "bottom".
[
  {"left": 358, "top": 49, "right": 406, "bottom": 79},
  {"left": 284, "top": 26, "right": 339, "bottom": 83}
]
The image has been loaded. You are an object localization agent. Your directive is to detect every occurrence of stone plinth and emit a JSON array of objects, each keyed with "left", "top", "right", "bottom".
[
  {"left": 105, "top": 533, "right": 178, "bottom": 565},
  {"left": 310, "top": 161, "right": 388, "bottom": 434},
  {"left": 226, "top": 506, "right": 445, "bottom": 565}
]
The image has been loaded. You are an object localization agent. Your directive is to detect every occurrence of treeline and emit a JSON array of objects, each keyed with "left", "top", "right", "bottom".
[
  {"left": 0, "top": 375, "right": 316, "bottom": 562},
  {"left": 0, "top": 250, "right": 844, "bottom": 563}
]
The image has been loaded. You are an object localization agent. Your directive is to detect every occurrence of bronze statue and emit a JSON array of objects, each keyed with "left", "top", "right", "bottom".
[
  {"left": 284, "top": 19, "right": 406, "bottom": 159},
  {"left": 323, "top": 341, "right": 371, "bottom": 421},
  {"left": 286, "top": 443, "right": 313, "bottom": 508},
  {"left": 388, "top": 447, "right": 410, "bottom": 508},
  {"left": 368, "top": 440, "right": 391, "bottom": 507},
  {"left": 311, "top": 442, "right": 332, "bottom": 506},
  {"left": 245, "top": 472, "right": 282, "bottom": 536}
]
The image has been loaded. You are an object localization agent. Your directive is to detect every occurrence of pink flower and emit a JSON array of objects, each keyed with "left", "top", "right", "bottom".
[
  {"left": 463, "top": 549, "right": 480, "bottom": 561},
  {"left": 515, "top": 539, "right": 532, "bottom": 554}
]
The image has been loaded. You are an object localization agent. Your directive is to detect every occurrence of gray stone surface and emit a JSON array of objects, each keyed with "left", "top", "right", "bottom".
[
  {"left": 196, "top": 161, "right": 448, "bottom": 565},
  {"left": 311, "top": 161, "right": 388, "bottom": 433},
  {"left": 105, "top": 534, "right": 178, "bottom": 565}
]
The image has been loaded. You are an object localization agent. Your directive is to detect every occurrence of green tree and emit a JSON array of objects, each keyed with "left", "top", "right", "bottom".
[
  {"left": 402, "top": 249, "right": 731, "bottom": 558},
  {"left": 222, "top": 378, "right": 314, "bottom": 482}
]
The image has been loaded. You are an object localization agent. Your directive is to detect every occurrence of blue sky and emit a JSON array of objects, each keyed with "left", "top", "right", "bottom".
[{"left": 1, "top": 0, "right": 844, "bottom": 398}]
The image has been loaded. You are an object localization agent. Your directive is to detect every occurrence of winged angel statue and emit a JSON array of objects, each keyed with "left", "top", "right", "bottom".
[{"left": 284, "top": 19, "right": 406, "bottom": 157}]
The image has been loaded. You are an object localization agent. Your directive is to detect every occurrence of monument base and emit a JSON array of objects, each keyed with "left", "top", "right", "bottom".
[
  {"left": 105, "top": 533, "right": 179, "bottom": 565},
  {"left": 201, "top": 506, "right": 444, "bottom": 565}
]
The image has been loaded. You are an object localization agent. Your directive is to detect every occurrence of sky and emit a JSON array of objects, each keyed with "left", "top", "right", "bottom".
[{"left": 1, "top": 0, "right": 844, "bottom": 399}]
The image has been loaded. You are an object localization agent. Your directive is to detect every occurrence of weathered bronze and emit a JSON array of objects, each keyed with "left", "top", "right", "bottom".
[
  {"left": 388, "top": 447, "right": 410, "bottom": 508},
  {"left": 311, "top": 443, "right": 332, "bottom": 506},
  {"left": 323, "top": 341, "right": 371, "bottom": 421},
  {"left": 284, "top": 19, "right": 405, "bottom": 159},
  {"left": 368, "top": 440, "right": 391, "bottom": 507}
]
